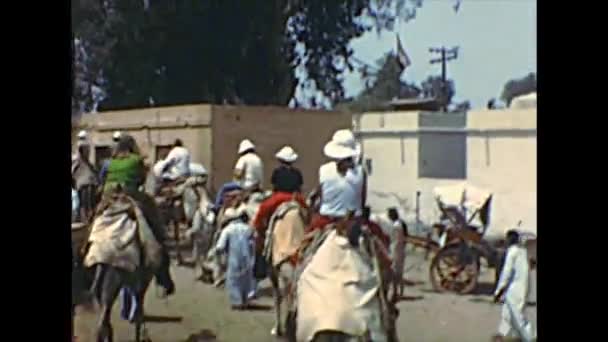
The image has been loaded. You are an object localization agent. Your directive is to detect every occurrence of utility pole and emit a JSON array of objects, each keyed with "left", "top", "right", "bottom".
[{"left": 429, "top": 46, "right": 459, "bottom": 111}]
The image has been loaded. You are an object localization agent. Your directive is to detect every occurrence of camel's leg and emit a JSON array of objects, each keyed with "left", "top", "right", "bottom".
[
  {"left": 90, "top": 264, "right": 106, "bottom": 305},
  {"left": 172, "top": 218, "right": 184, "bottom": 265},
  {"left": 134, "top": 274, "right": 153, "bottom": 342},
  {"left": 96, "top": 267, "right": 122, "bottom": 342},
  {"left": 391, "top": 276, "right": 400, "bottom": 303},
  {"left": 269, "top": 266, "right": 283, "bottom": 336}
]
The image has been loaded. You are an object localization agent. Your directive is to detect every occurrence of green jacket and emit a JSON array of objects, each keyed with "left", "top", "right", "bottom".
[{"left": 103, "top": 154, "right": 145, "bottom": 193}]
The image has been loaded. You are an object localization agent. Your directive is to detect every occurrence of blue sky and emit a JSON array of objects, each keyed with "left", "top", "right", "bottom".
[{"left": 342, "top": 0, "right": 537, "bottom": 109}]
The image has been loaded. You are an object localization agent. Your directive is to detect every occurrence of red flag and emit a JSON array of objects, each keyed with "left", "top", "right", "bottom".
[{"left": 396, "top": 34, "right": 412, "bottom": 71}]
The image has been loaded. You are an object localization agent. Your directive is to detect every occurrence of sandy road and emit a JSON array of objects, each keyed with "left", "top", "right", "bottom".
[{"left": 74, "top": 248, "right": 537, "bottom": 342}]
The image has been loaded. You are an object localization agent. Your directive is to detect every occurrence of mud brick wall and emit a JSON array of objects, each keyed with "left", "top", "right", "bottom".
[{"left": 210, "top": 105, "right": 351, "bottom": 193}]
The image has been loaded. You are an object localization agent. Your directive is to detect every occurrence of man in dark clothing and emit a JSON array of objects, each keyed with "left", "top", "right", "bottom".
[
  {"left": 271, "top": 162, "right": 303, "bottom": 193},
  {"left": 251, "top": 146, "right": 307, "bottom": 248}
]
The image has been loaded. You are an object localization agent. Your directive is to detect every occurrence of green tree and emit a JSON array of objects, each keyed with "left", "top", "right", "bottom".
[
  {"left": 450, "top": 100, "right": 470, "bottom": 113},
  {"left": 421, "top": 75, "right": 455, "bottom": 110},
  {"left": 500, "top": 72, "right": 536, "bottom": 106},
  {"left": 341, "top": 52, "right": 420, "bottom": 112},
  {"left": 72, "top": 0, "right": 464, "bottom": 113}
]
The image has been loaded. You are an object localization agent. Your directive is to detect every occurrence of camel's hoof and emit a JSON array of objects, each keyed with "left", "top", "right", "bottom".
[{"left": 270, "top": 327, "right": 279, "bottom": 336}]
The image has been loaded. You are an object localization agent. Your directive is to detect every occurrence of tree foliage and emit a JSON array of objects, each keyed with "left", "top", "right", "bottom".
[
  {"left": 421, "top": 75, "right": 454, "bottom": 109},
  {"left": 341, "top": 54, "right": 472, "bottom": 113},
  {"left": 340, "top": 52, "right": 420, "bottom": 112},
  {"left": 72, "top": 0, "right": 463, "bottom": 114},
  {"left": 500, "top": 72, "right": 536, "bottom": 106}
]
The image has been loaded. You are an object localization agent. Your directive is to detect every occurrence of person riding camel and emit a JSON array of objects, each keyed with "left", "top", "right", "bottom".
[
  {"left": 72, "top": 139, "right": 99, "bottom": 223},
  {"left": 307, "top": 130, "right": 364, "bottom": 233},
  {"left": 214, "top": 139, "right": 264, "bottom": 211},
  {"left": 158, "top": 139, "right": 191, "bottom": 183},
  {"left": 251, "top": 146, "right": 307, "bottom": 251},
  {"left": 101, "top": 134, "right": 176, "bottom": 297},
  {"left": 73, "top": 130, "right": 88, "bottom": 161},
  {"left": 295, "top": 136, "right": 390, "bottom": 342},
  {"left": 334, "top": 129, "right": 366, "bottom": 216},
  {"left": 99, "top": 131, "right": 122, "bottom": 183}
]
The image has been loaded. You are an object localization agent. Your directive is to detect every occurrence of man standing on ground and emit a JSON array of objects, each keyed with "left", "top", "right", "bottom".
[
  {"left": 387, "top": 207, "right": 408, "bottom": 302},
  {"left": 215, "top": 205, "right": 256, "bottom": 310},
  {"left": 493, "top": 230, "right": 536, "bottom": 342}
]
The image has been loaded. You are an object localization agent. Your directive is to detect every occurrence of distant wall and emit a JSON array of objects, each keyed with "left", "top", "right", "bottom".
[
  {"left": 210, "top": 105, "right": 351, "bottom": 193},
  {"left": 356, "top": 108, "right": 537, "bottom": 239},
  {"left": 73, "top": 104, "right": 351, "bottom": 195},
  {"left": 75, "top": 104, "right": 214, "bottom": 176}
]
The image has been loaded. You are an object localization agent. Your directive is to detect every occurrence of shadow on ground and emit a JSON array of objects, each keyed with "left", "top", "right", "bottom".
[
  {"left": 245, "top": 303, "right": 273, "bottom": 311},
  {"left": 418, "top": 282, "right": 496, "bottom": 297},
  {"left": 255, "top": 286, "right": 275, "bottom": 298},
  {"left": 183, "top": 329, "right": 218, "bottom": 342},
  {"left": 395, "top": 295, "right": 425, "bottom": 302},
  {"left": 143, "top": 315, "right": 183, "bottom": 323},
  {"left": 420, "top": 288, "right": 441, "bottom": 294},
  {"left": 401, "top": 279, "right": 425, "bottom": 287},
  {"left": 469, "top": 297, "right": 494, "bottom": 304},
  {"left": 470, "top": 282, "right": 495, "bottom": 296}
]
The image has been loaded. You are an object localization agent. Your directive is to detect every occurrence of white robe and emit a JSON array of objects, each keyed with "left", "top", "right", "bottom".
[
  {"left": 296, "top": 230, "right": 386, "bottom": 342},
  {"left": 494, "top": 244, "right": 536, "bottom": 341},
  {"left": 215, "top": 221, "right": 255, "bottom": 306},
  {"left": 160, "top": 147, "right": 191, "bottom": 180}
]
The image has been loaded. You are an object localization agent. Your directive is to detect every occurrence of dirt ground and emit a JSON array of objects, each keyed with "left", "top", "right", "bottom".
[{"left": 74, "top": 247, "right": 537, "bottom": 342}]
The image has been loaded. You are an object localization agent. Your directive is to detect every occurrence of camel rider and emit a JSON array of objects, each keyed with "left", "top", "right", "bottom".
[
  {"left": 102, "top": 134, "right": 176, "bottom": 297},
  {"left": 305, "top": 135, "right": 359, "bottom": 234},
  {"left": 182, "top": 162, "right": 210, "bottom": 226},
  {"left": 295, "top": 137, "right": 388, "bottom": 342},
  {"left": 214, "top": 139, "right": 264, "bottom": 211},
  {"left": 72, "top": 140, "right": 99, "bottom": 222},
  {"left": 251, "top": 146, "right": 307, "bottom": 251},
  {"left": 158, "top": 139, "right": 191, "bottom": 182},
  {"left": 72, "top": 130, "right": 88, "bottom": 165},
  {"left": 307, "top": 129, "right": 366, "bottom": 233},
  {"left": 99, "top": 131, "right": 122, "bottom": 183},
  {"left": 332, "top": 129, "right": 366, "bottom": 214}
]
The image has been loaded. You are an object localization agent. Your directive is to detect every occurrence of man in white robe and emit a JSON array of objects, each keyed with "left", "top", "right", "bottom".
[
  {"left": 215, "top": 205, "right": 256, "bottom": 310},
  {"left": 493, "top": 230, "right": 536, "bottom": 342},
  {"left": 158, "top": 139, "right": 191, "bottom": 181}
]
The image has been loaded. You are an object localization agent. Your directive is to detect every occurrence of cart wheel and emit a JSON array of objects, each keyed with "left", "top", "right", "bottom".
[{"left": 429, "top": 244, "right": 480, "bottom": 294}]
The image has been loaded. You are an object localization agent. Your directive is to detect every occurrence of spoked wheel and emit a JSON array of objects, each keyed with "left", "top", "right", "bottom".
[{"left": 429, "top": 244, "right": 480, "bottom": 294}]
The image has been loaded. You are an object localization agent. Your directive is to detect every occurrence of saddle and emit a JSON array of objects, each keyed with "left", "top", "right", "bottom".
[
  {"left": 293, "top": 227, "right": 397, "bottom": 342},
  {"left": 84, "top": 193, "right": 164, "bottom": 272},
  {"left": 263, "top": 200, "right": 306, "bottom": 267}
]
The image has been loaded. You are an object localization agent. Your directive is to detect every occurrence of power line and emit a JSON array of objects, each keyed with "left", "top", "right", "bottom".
[{"left": 429, "top": 46, "right": 459, "bottom": 112}]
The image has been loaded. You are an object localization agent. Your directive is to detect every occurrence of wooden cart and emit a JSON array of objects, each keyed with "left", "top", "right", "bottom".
[{"left": 426, "top": 184, "right": 504, "bottom": 295}]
